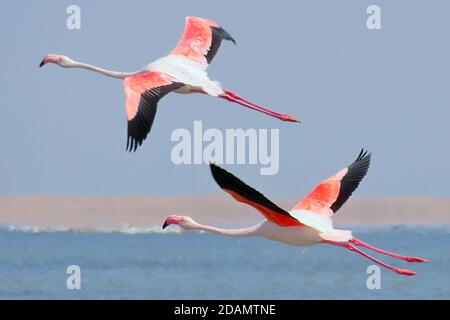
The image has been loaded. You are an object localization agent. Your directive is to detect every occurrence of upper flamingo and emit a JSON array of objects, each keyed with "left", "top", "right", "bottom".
[
  {"left": 40, "top": 16, "right": 300, "bottom": 152},
  {"left": 163, "top": 150, "right": 428, "bottom": 276}
]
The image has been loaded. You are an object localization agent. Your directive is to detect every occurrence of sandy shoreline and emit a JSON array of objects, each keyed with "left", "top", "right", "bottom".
[{"left": 0, "top": 196, "right": 449, "bottom": 231}]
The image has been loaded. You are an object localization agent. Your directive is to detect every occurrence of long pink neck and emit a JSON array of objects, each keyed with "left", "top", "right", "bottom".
[
  {"left": 191, "top": 222, "right": 261, "bottom": 238},
  {"left": 70, "top": 61, "right": 139, "bottom": 79}
]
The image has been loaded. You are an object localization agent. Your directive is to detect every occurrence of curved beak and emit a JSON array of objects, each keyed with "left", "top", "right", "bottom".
[
  {"left": 39, "top": 54, "right": 60, "bottom": 68},
  {"left": 162, "top": 215, "right": 182, "bottom": 230},
  {"left": 213, "top": 27, "right": 236, "bottom": 45}
]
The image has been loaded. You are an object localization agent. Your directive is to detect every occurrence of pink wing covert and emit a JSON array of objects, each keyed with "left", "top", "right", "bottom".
[
  {"left": 293, "top": 169, "right": 348, "bottom": 215},
  {"left": 171, "top": 16, "right": 236, "bottom": 67},
  {"left": 124, "top": 71, "right": 181, "bottom": 151},
  {"left": 293, "top": 150, "right": 371, "bottom": 215},
  {"left": 124, "top": 71, "right": 174, "bottom": 120}
]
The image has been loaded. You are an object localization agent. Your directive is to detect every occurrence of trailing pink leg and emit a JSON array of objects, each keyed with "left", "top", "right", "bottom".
[
  {"left": 220, "top": 90, "right": 300, "bottom": 122},
  {"left": 350, "top": 238, "right": 428, "bottom": 263},
  {"left": 324, "top": 240, "right": 417, "bottom": 276},
  {"left": 191, "top": 88, "right": 300, "bottom": 122}
]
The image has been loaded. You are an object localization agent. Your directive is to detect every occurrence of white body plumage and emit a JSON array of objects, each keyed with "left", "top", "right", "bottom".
[{"left": 147, "top": 55, "right": 223, "bottom": 96}]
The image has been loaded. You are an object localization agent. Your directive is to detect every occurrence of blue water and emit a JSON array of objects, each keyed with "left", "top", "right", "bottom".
[{"left": 0, "top": 226, "right": 448, "bottom": 299}]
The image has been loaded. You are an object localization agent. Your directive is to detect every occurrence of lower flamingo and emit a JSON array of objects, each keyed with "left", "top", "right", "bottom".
[{"left": 163, "top": 150, "right": 428, "bottom": 276}]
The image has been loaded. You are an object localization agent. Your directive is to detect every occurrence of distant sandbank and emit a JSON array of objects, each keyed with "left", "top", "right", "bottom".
[{"left": 0, "top": 196, "right": 448, "bottom": 232}]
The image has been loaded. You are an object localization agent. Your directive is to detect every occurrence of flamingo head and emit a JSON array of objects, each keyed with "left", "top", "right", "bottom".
[
  {"left": 39, "top": 54, "right": 75, "bottom": 68},
  {"left": 162, "top": 215, "right": 196, "bottom": 230}
]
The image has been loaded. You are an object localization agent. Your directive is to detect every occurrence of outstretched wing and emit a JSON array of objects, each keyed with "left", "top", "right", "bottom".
[
  {"left": 293, "top": 150, "right": 371, "bottom": 215},
  {"left": 170, "top": 16, "right": 236, "bottom": 68},
  {"left": 124, "top": 72, "right": 182, "bottom": 152},
  {"left": 210, "top": 164, "right": 302, "bottom": 227}
]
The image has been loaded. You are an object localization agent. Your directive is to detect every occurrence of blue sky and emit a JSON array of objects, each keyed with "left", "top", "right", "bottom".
[{"left": 0, "top": 0, "right": 449, "bottom": 196}]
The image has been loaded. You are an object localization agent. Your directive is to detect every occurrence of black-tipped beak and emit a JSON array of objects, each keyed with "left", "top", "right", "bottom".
[
  {"left": 223, "top": 30, "right": 237, "bottom": 45},
  {"left": 214, "top": 27, "right": 237, "bottom": 45},
  {"left": 39, "top": 60, "right": 46, "bottom": 68},
  {"left": 162, "top": 221, "right": 168, "bottom": 230}
]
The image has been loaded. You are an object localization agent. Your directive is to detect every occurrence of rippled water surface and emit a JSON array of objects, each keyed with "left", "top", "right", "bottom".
[{"left": 0, "top": 226, "right": 448, "bottom": 299}]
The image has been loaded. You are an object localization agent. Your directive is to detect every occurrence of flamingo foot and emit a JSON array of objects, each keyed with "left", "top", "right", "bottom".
[
  {"left": 396, "top": 269, "right": 417, "bottom": 276},
  {"left": 405, "top": 257, "right": 428, "bottom": 263},
  {"left": 281, "top": 114, "right": 301, "bottom": 122}
]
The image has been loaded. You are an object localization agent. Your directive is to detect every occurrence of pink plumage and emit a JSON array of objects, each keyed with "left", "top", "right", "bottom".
[
  {"left": 40, "top": 16, "right": 300, "bottom": 152},
  {"left": 163, "top": 151, "right": 428, "bottom": 276}
]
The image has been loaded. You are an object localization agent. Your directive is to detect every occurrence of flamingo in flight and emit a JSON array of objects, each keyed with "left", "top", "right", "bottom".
[
  {"left": 39, "top": 16, "right": 300, "bottom": 152},
  {"left": 163, "top": 150, "right": 428, "bottom": 276}
]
